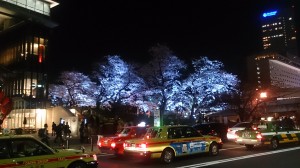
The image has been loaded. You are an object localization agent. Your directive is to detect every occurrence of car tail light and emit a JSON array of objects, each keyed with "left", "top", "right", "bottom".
[
  {"left": 98, "top": 142, "right": 101, "bottom": 147},
  {"left": 111, "top": 142, "right": 116, "bottom": 148},
  {"left": 93, "top": 154, "right": 97, "bottom": 161},
  {"left": 256, "top": 133, "right": 262, "bottom": 139},
  {"left": 139, "top": 143, "right": 147, "bottom": 148}
]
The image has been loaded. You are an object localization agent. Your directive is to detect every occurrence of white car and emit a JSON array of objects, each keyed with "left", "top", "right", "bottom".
[{"left": 226, "top": 122, "right": 252, "bottom": 141}]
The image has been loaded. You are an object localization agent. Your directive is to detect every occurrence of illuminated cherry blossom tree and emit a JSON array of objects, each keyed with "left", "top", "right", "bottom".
[
  {"left": 49, "top": 71, "right": 96, "bottom": 107},
  {"left": 179, "top": 56, "right": 240, "bottom": 121},
  {"left": 139, "top": 44, "right": 187, "bottom": 125},
  {"left": 49, "top": 47, "right": 239, "bottom": 125},
  {"left": 92, "top": 55, "right": 145, "bottom": 110}
]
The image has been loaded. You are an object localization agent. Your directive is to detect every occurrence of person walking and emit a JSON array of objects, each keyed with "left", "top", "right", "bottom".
[
  {"left": 79, "top": 121, "right": 85, "bottom": 143},
  {"left": 64, "top": 122, "right": 71, "bottom": 137},
  {"left": 83, "top": 124, "right": 89, "bottom": 143},
  {"left": 54, "top": 123, "right": 64, "bottom": 144},
  {"left": 52, "top": 122, "right": 56, "bottom": 136},
  {"left": 39, "top": 123, "right": 50, "bottom": 146}
]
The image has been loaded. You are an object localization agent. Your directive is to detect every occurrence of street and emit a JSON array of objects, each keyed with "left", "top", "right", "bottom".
[{"left": 97, "top": 141, "right": 300, "bottom": 168}]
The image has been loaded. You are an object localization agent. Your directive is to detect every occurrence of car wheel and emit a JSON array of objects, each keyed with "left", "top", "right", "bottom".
[
  {"left": 245, "top": 145, "right": 254, "bottom": 150},
  {"left": 161, "top": 148, "right": 175, "bottom": 164},
  {"left": 209, "top": 142, "right": 219, "bottom": 156},
  {"left": 269, "top": 138, "right": 279, "bottom": 150},
  {"left": 68, "top": 161, "right": 87, "bottom": 168}
]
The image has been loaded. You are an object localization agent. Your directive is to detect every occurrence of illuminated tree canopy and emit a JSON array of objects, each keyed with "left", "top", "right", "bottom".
[
  {"left": 49, "top": 45, "right": 240, "bottom": 124},
  {"left": 139, "top": 44, "right": 187, "bottom": 124},
  {"left": 181, "top": 56, "right": 240, "bottom": 119},
  {"left": 92, "top": 55, "right": 145, "bottom": 108},
  {"left": 49, "top": 71, "right": 96, "bottom": 107}
]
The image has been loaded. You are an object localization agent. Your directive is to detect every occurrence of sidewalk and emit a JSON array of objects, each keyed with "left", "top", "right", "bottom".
[{"left": 37, "top": 134, "right": 100, "bottom": 154}]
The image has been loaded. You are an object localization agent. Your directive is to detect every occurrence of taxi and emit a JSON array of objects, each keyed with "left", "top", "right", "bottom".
[
  {"left": 123, "top": 125, "right": 222, "bottom": 163},
  {"left": 235, "top": 119, "right": 300, "bottom": 150},
  {"left": 0, "top": 131, "right": 98, "bottom": 168},
  {"left": 98, "top": 125, "right": 148, "bottom": 156}
]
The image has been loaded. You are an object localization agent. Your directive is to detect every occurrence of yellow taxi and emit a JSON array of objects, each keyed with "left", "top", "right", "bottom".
[
  {"left": 0, "top": 132, "right": 98, "bottom": 168},
  {"left": 123, "top": 125, "right": 222, "bottom": 163}
]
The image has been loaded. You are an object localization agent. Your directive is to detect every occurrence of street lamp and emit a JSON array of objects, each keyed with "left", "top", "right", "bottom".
[
  {"left": 260, "top": 92, "right": 267, "bottom": 99},
  {"left": 259, "top": 91, "right": 267, "bottom": 113}
]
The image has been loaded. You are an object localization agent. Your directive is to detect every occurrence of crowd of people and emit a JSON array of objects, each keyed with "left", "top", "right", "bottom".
[
  {"left": 51, "top": 121, "right": 72, "bottom": 144},
  {"left": 42, "top": 120, "right": 92, "bottom": 145},
  {"left": 39, "top": 121, "right": 74, "bottom": 145},
  {"left": 40, "top": 118, "right": 120, "bottom": 146}
]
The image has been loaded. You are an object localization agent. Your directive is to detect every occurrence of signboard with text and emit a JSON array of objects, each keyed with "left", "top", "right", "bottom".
[{"left": 154, "top": 110, "right": 160, "bottom": 127}]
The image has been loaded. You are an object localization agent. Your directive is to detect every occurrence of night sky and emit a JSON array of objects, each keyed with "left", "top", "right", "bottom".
[{"left": 48, "top": 0, "right": 287, "bottom": 82}]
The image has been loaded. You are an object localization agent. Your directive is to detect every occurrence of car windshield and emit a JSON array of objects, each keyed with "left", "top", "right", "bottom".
[
  {"left": 135, "top": 127, "right": 148, "bottom": 138},
  {"left": 116, "top": 128, "right": 131, "bottom": 136}
]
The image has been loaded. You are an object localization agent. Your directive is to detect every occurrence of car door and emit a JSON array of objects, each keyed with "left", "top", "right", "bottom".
[
  {"left": 168, "top": 127, "right": 189, "bottom": 156},
  {"left": 183, "top": 127, "right": 207, "bottom": 154},
  {"left": 169, "top": 127, "right": 206, "bottom": 156},
  {"left": 7, "top": 138, "right": 58, "bottom": 168},
  {"left": 280, "top": 120, "right": 299, "bottom": 143}
]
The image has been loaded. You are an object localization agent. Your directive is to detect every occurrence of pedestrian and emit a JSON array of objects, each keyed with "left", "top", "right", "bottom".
[
  {"left": 54, "top": 123, "right": 64, "bottom": 144},
  {"left": 83, "top": 124, "right": 89, "bottom": 143},
  {"left": 52, "top": 122, "right": 56, "bottom": 136},
  {"left": 64, "top": 122, "right": 71, "bottom": 137},
  {"left": 39, "top": 123, "right": 49, "bottom": 146}
]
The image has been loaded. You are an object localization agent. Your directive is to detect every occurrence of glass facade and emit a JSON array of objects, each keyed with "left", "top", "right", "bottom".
[
  {"left": 0, "top": 32, "right": 48, "bottom": 99},
  {"left": 260, "top": 4, "right": 298, "bottom": 55},
  {"left": 0, "top": 0, "right": 58, "bottom": 130},
  {"left": 4, "top": 0, "right": 58, "bottom": 16}
]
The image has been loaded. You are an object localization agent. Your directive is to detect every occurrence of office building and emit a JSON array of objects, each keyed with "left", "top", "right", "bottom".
[
  {"left": 260, "top": 1, "right": 298, "bottom": 56},
  {"left": 0, "top": 0, "right": 59, "bottom": 130},
  {"left": 247, "top": 52, "right": 300, "bottom": 90},
  {"left": 248, "top": 1, "right": 300, "bottom": 90}
]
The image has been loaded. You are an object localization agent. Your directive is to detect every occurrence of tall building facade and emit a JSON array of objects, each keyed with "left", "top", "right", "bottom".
[
  {"left": 0, "top": 0, "right": 59, "bottom": 130},
  {"left": 247, "top": 1, "right": 300, "bottom": 90},
  {"left": 247, "top": 53, "right": 300, "bottom": 90},
  {"left": 260, "top": 3, "right": 298, "bottom": 56}
]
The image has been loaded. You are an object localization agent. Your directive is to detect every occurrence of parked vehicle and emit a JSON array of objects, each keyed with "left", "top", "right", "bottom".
[
  {"left": 123, "top": 125, "right": 222, "bottom": 164},
  {"left": 193, "top": 122, "right": 228, "bottom": 142},
  {"left": 98, "top": 126, "right": 148, "bottom": 156},
  {"left": 0, "top": 134, "right": 98, "bottom": 168},
  {"left": 227, "top": 122, "right": 252, "bottom": 140},
  {"left": 235, "top": 119, "right": 300, "bottom": 150}
]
